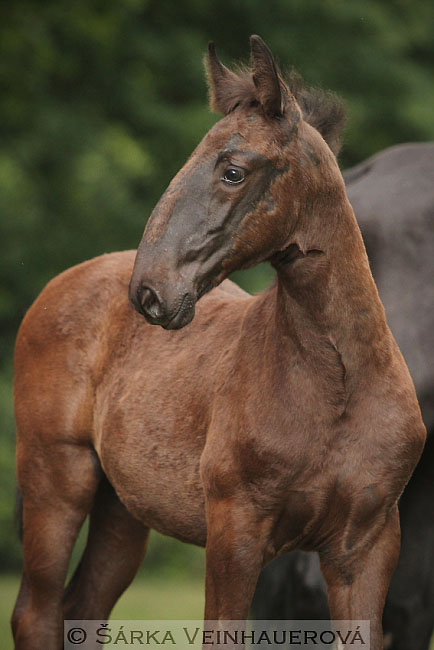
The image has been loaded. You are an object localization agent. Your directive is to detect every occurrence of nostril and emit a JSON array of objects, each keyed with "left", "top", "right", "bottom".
[{"left": 138, "top": 286, "right": 163, "bottom": 320}]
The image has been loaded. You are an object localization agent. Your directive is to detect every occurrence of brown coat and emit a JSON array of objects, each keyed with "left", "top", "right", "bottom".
[{"left": 13, "top": 36, "right": 425, "bottom": 650}]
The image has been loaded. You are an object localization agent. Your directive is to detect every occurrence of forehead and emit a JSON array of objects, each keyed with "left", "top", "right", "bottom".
[{"left": 198, "top": 109, "right": 294, "bottom": 167}]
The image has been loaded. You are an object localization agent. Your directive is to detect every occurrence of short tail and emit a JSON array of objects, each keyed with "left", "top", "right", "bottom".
[{"left": 14, "top": 485, "right": 23, "bottom": 542}]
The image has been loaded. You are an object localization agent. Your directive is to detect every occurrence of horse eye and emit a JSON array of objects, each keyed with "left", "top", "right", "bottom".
[{"left": 222, "top": 166, "right": 245, "bottom": 184}]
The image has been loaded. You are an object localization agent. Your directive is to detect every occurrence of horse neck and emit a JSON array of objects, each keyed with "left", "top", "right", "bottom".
[{"left": 266, "top": 195, "right": 390, "bottom": 380}]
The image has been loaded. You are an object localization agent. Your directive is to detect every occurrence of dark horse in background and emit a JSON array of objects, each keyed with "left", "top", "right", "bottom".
[
  {"left": 12, "top": 38, "right": 426, "bottom": 649},
  {"left": 253, "top": 142, "right": 434, "bottom": 650}
]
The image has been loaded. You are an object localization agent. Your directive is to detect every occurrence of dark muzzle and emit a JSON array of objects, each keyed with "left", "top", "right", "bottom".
[{"left": 130, "top": 282, "right": 196, "bottom": 330}]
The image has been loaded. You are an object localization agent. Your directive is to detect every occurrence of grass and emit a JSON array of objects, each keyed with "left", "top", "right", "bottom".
[
  {"left": 0, "top": 573, "right": 205, "bottom": 650},
  {"left": 111, "top": 575, "right": 204, "bottom": 620},
  {"left": 3, "top": 573, "right": 434, "bottom": 649}
]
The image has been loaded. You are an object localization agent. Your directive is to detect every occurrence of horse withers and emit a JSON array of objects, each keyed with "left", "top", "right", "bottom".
[{"left": 12, "top": 37, "right": 425, "bottom": 649}]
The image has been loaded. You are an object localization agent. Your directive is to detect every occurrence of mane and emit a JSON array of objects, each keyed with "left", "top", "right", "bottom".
[
  {"left": 207, "top": 62, "right": 346, "bottom": 157},
  {"left": 285, "top": 69, "right": 346, "bottom": 157}
]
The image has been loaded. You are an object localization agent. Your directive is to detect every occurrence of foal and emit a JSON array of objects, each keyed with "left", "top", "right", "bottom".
[{"left": 12, "top": 37, "right": 425, "bottom": 649}]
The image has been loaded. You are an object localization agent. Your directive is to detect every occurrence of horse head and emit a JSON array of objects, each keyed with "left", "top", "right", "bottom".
[{"left": 129, "top": 35, "right": 345, "bottom": 329}]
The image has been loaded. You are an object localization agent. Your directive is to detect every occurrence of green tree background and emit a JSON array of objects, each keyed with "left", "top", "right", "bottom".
[{"left": 1, "top": 0, "right": 434, "bottom": 571}]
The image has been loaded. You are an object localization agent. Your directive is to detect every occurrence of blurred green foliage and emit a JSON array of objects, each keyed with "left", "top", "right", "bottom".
[{"left": 1, "top": 0, "right": 434, "bottom": 572}]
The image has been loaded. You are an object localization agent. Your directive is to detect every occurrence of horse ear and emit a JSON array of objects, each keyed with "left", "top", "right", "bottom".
[
  {"left": 250, "top": 35, "right": 284, "bottom": 117},
  {"left": 205, "top": 42, "right": 240, "bottom": 115}
]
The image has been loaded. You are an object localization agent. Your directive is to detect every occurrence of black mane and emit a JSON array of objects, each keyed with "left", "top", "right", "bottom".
[
  {"left": 286, "top": 69, "right": 346, "bottom": 156},
  {"left": 206, "top": 61, "right": 346, "bottom": 156}
]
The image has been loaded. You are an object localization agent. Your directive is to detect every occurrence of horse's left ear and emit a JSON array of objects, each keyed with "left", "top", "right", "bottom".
[{"left": 250, "top": 35, "right": 284, "bottom": 117}]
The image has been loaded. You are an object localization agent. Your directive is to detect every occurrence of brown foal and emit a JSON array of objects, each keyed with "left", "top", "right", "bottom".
[{"left": 12, "top": 36, "right": 425, "bottom": 649}]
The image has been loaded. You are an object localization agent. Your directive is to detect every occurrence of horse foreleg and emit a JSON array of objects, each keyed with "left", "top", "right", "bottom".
[
  {"left": 383, "top": 435, "right": 434, "bottom": 650},
  {"left": 320, "top": 506, "right": 401, "bottom": 650},
  {"left": 203, "top": 496, "right": 271, "bottom": 647},
  {"left": 12, "top": 443, "right": 100, "bottom": 650},
  {"left": 63, "top": 477, "right": 149, "bottom": 620}
]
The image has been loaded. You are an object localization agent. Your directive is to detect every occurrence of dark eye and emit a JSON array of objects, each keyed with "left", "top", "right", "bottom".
[{"left": 222, "top": 166, "right": 245, "bottom": 184}]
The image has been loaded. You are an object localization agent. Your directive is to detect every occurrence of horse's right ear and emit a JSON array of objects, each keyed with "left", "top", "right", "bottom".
[
  {"left": 205, "top": 42, "right": 240, "bottom": 115},
  {"left": 250, "top": 35, "right": 283, "bottom": 117}
]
